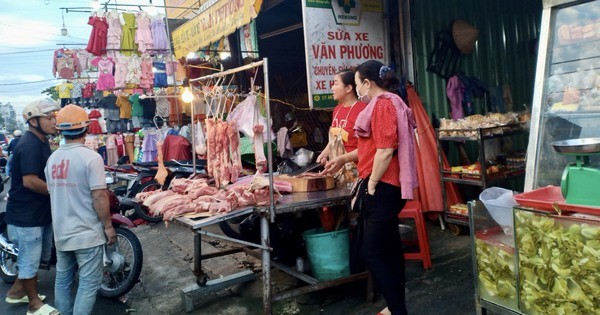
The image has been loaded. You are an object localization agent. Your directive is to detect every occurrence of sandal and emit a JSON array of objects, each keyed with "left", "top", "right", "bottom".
[
  {"left": 5, "top": 294, "right": 46, "bottom": 304},
  {"left": 377, "top": 307, "right": 391, "bottom": 315},
  {"left": 26, "top": 303, "right": 60, "bottom": 315}
]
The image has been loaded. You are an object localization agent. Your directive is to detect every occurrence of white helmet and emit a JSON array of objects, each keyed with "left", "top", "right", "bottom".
[
  {"left": 23, "top": 98, "right": 60, "bottom": 121},
  {"left": 13, "top": 130, "right": 22, "bottom": 137}
]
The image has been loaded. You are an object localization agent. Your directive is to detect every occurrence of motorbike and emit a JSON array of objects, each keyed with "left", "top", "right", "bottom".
[{"left": 0, "top": 180, "right": 144, "bottom": 298}]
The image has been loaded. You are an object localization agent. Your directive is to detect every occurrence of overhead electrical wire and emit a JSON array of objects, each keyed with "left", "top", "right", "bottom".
[{"left": 0, "top": 79, "right": 57, "bottom": 86}]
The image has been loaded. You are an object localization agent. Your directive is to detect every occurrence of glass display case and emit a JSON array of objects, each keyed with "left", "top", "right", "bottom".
[
  {"left": 469, "top": 201, "right": 520, "bottom": 314},
  {"left": 514, "top": 207, "right": 600, "bottom": 315},
  {"left": 470, "top": 201, "right": 600, "bottom": 315},
  {"left": 525, "top": 0, "right": 600, "bottom": 190}
]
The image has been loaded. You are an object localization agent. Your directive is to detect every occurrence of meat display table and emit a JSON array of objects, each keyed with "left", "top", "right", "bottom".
[{"left": 175, "top": 188, "right": 372, "bottom": 314}]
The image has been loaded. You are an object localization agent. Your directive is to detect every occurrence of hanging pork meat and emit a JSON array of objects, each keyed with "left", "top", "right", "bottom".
[
  {"left": 227, "top": 120, "right": 242, "bottom": 183},
  {"left": 253, "top": 124, "right": 267, "bottom": 172}
]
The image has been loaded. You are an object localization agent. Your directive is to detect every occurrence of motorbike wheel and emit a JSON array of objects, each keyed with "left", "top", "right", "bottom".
[
  {"left": 0, "top": 213, "right": 17, "bottom": 284},
  {"left": 218, "top": 214, "right": 260, "bottom": 242},
  {"left": 133, "top": 180, "right": 165, "bottom": 223},
  {"left": 99, "top": 227, "right": 143, "bottom": 298},
  {"left": 0, "top": 248, "right": 17, "bottom": 284}
]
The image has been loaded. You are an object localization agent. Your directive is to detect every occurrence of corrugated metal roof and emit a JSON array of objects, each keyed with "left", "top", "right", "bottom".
[{"left": 411, "top": 0, "right": 543, "bottom": 119}]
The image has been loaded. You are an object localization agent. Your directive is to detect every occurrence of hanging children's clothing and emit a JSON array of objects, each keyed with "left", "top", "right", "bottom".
[
  {"left": 106, "top": 134, "right": 119, "bottom": 166},
  {"left": 91, "top": 57, "right": 116, "bottom": 91},
  {"left": 155, "top": 89, "right": 170, "bottom": 117},
  {"left": 126, "top": 55, "right": 142, "bottom": 85},
  {"left": 134, "top": 132, "right": 142, "bottom": 163},
  {"left": 168, "top": 96, "right": 183, "bottom": 127},
  {"left": 83, "top": 82, "right": 96, "bottom": 106},
  {"left": 53, "top": 49, "right": 81, "bottom": 79},
  {"left": 140, "top": 98, "right": 157, "bottom": 123},
  {"left": 136, "top": 12, "right": 153, "bottom": 53},
  {"left": 120, "top": 13, "right": 137, "bottom": 56},
  {"left": 56, "top": 82, "right": 74, "bottom": 107},
  {"left": 153, "top": 61, "right": 168, "bottom": 87},
  {"left": 71, "top": 81, "right": 84, "bottom": 105},
  {"left": 98, "top": 93, "right": 121, "bottom": 133},
  {"left": 139, "top": 56, "right": 154, "bottom": 89},
  {"left": 105, "top": 11, "right": 122, "bottom": 58},
  {"left": 129, "top": 93, "right": 143, "bottom": 128},
  {"left": 86, "top": 14, "right": 108, "bottom": 56},
  {"left": 114, "top": 56, "right": 129, "bottom": 88},
  {"left": 116, "top": 94, "right": 133, "bottom": 131},
  {"left": 84, "top": 135, "right": 99, "bottom": 151},
  {"left": 125, "top": 134, "right": 135, "bottom": 162},
  {"left": 151, "top": 14, "right": 169, "bottom": 51},
  {"left": 141, "top": 131, "right": 159, "bottom": 162},
  {"left": 75, "top": 49, "right": 91, "bottom": 71},
  {"left": 88, "top": 109, "right": 103, "bottom": 134}
]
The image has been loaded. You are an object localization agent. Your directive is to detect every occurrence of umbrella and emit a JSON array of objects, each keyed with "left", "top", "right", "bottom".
[{"left": 407, "top": 85, "right": 463, "bottom": 212}]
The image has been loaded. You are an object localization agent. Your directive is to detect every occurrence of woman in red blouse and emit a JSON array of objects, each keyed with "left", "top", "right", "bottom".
[
  {"left": 324, "top": 60, "right": 417, "bottom": 315},
  {"left": 317, "top": 70, "right": 367, "bottom": 187}
]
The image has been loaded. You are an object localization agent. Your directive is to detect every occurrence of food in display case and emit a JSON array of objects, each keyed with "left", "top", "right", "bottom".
[
  {"left": 438, "top": 112, "right": 521, "bottom": 139},
  {"left": 449, "top": 203, "right": 468, "bottom": 215},
  {"left": 528, "top": 0, "right": 600, "bottom": 189},
  {"left": 515, "top": 210, "right": 600, "bottom": 314},
  {"left": 474, "top": 228, "right": 518, "bottom": 311}
]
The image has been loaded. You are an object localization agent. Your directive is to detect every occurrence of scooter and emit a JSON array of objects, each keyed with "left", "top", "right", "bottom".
[
  {"left": 120, "top": 159, "right": 206, "bottom": 223},
  {"left": 0, "top": 183, "right": 144, "bottom": 298}
]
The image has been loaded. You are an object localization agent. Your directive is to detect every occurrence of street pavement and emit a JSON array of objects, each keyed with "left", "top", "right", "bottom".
[{"left": 0, "top": 182, "right": 479, "bottom": 315}]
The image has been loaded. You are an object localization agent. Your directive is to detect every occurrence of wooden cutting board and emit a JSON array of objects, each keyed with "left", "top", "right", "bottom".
[{"left": 275, "top": 174, "right": 335, "bottom": 192}]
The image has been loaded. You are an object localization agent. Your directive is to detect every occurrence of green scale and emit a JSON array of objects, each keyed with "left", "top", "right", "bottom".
[{"left": 552, "top": 138, "right": 600, "bottom": 207}]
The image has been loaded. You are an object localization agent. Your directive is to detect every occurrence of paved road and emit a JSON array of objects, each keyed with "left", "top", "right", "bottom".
[
  {"left": 0, "top": 181, "right": 128, "bottom": 315},
  {"left": 1, "top": 177, "right": 479, "bottom": 315}
]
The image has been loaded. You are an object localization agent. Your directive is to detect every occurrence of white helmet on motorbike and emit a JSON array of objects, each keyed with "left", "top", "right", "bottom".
[{"left": 22, "top": 98, "right": 60, "bottom": 122}]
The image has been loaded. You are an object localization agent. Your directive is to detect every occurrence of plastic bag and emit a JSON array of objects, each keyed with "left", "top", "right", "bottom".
[
  {"left": 227, "top": 94, "right": 274, "bottom": 140},
  {"left": 479, "top": 187, "right": 518, "bottom": 235}
]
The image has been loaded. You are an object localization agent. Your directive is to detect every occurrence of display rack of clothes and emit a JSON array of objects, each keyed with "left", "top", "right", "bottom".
[{"left": 53, "top": 49, "right": 81, "bottom": 79}]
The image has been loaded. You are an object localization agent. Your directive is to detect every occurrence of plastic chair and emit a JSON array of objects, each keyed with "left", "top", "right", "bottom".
[{"left": 398, "top": 200, "right": 432, "bottom": 269}]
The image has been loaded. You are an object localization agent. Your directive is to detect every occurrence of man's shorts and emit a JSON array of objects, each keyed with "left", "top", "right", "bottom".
[{"left": 7, "top": 224, "right": 53, "bottom": 279}]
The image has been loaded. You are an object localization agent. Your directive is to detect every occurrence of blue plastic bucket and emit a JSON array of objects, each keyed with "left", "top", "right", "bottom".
[{"left": 302, "top": 228, "right": 350, "bottom": 281}]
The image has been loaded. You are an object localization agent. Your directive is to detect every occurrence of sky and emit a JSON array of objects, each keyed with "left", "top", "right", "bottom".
[{"left": 0, "top": 0, "right": 164, "bottom": 119}]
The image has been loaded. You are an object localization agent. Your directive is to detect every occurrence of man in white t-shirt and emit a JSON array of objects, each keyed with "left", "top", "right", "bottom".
[{"left": 44, "top": 105, "right": 116, "bottom": 315}]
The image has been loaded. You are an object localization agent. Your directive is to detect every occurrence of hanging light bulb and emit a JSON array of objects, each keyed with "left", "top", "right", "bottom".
[
  {"left": 181, "top": 87, "right": 194, "bottom": 103},
  {"left": 61, "top": 11, "right": 68, "bottom": 36},
  {"left": 91, "top": 0, "right": 101, "bottom": 11}
]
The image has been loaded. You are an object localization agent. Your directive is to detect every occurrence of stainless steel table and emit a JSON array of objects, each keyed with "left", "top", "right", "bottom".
[{"left": 175, "top": 188, "right": 371, "bottom": 314}]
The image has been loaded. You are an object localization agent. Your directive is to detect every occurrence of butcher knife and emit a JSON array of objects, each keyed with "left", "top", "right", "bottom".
[{"left": 289, "top": 163, "right": 323, "bottom": 176}]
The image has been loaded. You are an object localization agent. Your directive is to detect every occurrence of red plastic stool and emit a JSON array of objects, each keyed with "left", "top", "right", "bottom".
[{"left": 398, "top": 200, "right": 432, "bottom": 269}]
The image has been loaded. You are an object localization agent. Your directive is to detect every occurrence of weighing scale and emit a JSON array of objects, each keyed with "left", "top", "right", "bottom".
[{"left": 552, "top": 138, "right": 600, "bottom": 207}]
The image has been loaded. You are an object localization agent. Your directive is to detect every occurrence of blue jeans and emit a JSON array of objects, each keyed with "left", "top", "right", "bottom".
[
  {"left": 7, "top": 224, "right": 53, "bottom": 279},
  {"left": 55, "top": 245, "right": 103, "bottom": 315}
]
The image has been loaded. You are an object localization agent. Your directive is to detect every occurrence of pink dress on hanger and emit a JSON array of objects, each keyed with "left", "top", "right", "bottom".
[
  {"left": 139, "top": 56, "right": 154, "bottom": 89},
  {"left": 106, "top": 11, "right": 122, "bottom": 58},
  {"left": 113, "top": 57, "right": 129, "bottom": 88},
  {"left": 91, "top": 56, "right": 116, "bottom": 91},
  {"left": 135, "top": 12, "right": 153, "bottom": 53}
]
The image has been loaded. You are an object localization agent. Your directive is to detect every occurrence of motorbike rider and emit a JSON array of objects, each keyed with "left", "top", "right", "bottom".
[
  {"left": 4, "top": 98, "right": 60, "bottom": 314},
  {"left": 5, "top": 129, "right": 23, "bottom": 178},
  {"left": 45, "top": 104, "right": 116, "bottom": 315}
]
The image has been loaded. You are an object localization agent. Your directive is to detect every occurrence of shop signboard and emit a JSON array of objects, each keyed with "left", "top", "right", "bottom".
[
  {"left": 302, "top": 0, "right": 388, "bottom": 108},
  {"left": 171, "top": 0, "right": 262, "bottom": 59}
]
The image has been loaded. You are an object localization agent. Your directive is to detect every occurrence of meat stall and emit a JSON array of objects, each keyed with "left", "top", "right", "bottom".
[{"left": 134, "top": 59, "right": 370, "bottom": 314}]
